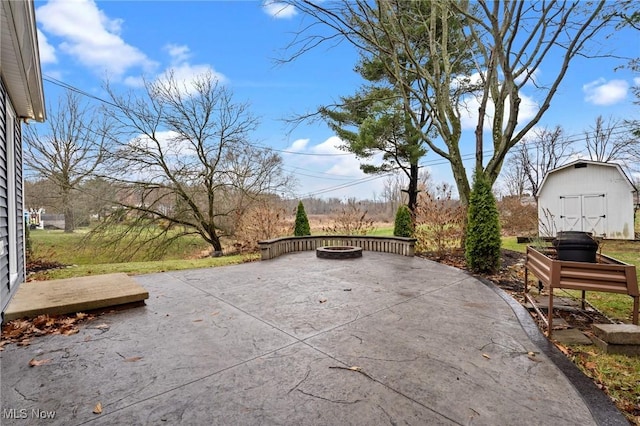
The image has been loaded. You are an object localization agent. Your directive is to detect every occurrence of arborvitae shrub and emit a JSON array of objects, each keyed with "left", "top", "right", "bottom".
[
  {"left": 393, "top": 205, "right": 413, "bottom": 237},
  {"left": 465, "top": 172, "right": 501, "bottom": 273},
  {"left": 294, "top": 201, "right": 311, "bottom": 236}
]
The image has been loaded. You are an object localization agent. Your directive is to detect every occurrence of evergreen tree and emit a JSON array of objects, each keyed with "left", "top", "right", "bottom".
[
  {"left": 294, "top": 201, "right": 311, "bottom": 236},
  {"left": 393, "top": 205, "right": 413, "bottom": 237},
  {"left": 465, "top": 172, "right": 501, "bottom": 273}
]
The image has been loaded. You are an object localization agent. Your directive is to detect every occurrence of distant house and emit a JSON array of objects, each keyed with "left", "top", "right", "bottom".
[
  {"left": 1, "top": 0, "right": 46, "bottom": 318},
  {"left": 537, "top": 160, "right": 637, "bottom": 240}
]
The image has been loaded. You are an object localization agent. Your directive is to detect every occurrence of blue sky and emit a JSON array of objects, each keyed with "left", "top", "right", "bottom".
[{"left": 34, "top": 0, "right": 639, "bottom": 200}]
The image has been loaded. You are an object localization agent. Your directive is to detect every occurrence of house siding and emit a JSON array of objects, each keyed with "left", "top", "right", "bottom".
[
  {"left": 0, "top": 78, "right": 9, "bottom": 309},
  {"left": 0, "top": 77, "right": 26, "bottom": 315}
]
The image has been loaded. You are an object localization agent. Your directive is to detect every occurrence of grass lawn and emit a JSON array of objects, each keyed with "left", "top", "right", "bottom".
[
  {"left": 28, "top": 228, "right": 255, "bottom": 280},
  {"left": 366, "top": 226, "right": 394, "bottom": 236}
]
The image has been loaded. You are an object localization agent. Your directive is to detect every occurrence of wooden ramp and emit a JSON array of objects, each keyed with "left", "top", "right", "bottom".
[{"left": 3, "top": 273, "right": 149, "bottom": 322}]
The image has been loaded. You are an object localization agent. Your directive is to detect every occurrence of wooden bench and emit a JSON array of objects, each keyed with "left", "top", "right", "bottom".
[
  {"left": 257, "top": 235, "right": 416, "bottom": 261},
  {"left": 524, "top": 246, "right": 639, "bottom": 337}
]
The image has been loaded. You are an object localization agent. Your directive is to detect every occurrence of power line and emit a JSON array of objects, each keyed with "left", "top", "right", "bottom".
[
  {"left": 296, "top": 173, "right": 392, "bottom": 199},
  {"left": 40, "top": 74, "right": 638, "bottom": 199},
  {"left": 43, "top": 75, "right": 353, "bottom": 157}
]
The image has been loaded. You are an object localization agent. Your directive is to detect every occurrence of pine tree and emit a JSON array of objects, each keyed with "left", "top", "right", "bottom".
[
  {"left": 294, "top": 201, "right": 311, "bottom": 236},
  {"left": 465, "top": 172, "right": 501, "bottom": 273},
  {"left": 393, "top": 205, "right": 413, "bottom": 237}
]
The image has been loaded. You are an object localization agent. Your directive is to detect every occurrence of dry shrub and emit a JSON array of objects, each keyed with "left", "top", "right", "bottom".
[
  {"left": 415, "top": 184, "right": 464, "bottom": 256},
  {"left": 322, "top": 200, "right": 374, "bottom": 235},
  {"left": 498, "top": 196, "right": 538, "bottom": 236},
  {"left": 233, "top": 198, "right": 289, "bottom": 252}
]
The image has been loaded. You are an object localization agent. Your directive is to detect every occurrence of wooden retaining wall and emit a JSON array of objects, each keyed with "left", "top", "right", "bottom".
[{"left": 258, "top": 235, "right": 417, "bottom": 260}]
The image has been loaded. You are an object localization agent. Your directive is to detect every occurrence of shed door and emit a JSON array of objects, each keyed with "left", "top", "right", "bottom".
[
  {"left": 583, "top": 194, "right": 606, "bottom": 236},
  {"left": 560, "top": 196, "right": 582, "bottom": 231},
  {"left": 559, "top": 194, "right": 606, "bottom": 236}
]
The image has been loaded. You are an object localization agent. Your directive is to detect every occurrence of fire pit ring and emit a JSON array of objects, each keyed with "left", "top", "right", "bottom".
[{"left": 316, "top": 246, "right": 363, "bottom": 259}]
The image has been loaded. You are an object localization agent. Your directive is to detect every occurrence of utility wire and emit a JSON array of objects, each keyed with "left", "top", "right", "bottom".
[{"left": 40, "top": 74, "right": 638, "bottom": 199}]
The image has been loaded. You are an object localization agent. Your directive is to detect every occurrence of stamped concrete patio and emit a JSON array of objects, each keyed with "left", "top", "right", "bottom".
[{"left": 0, "top": 252, "right": 627, "bottom": 425}]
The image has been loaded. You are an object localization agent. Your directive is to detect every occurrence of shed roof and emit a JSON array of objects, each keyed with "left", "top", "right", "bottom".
[
  {"left": 1, "top": 0, "right": 45, "bottom": 122},
  {"left": 537, "top": 160, "right": 637, "bottom": 197}
]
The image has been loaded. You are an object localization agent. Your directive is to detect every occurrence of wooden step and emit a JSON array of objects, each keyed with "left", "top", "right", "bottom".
[{"left": 3, "top": 273, "right": 149, "bottom": 322}]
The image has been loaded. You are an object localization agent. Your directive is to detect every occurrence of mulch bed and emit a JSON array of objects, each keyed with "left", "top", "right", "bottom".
[{"left": 25, "top": 258, "right": 68, "bottom": 279}]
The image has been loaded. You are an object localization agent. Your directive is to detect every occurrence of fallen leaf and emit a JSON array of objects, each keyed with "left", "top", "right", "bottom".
[
  {"left": 124, "top": 356, "right": 143, "bottom": 362},
  {"left": 33, "top": 315, "right": 49, "bottom": 327},
  {"left": 527, "top": 351, "right": 536, "bottom": 356},
  {"left": 555, "top": 343, "right": 571, "bottom": 356},
  {"left": 319, "top": 298, "right": 327, "bottom": 304},
  {"left": 193, "top": 319, "right": 203, "bottom": 322},
  {"left": 62, "top": 328, "right": 79, "bottom": 336},
  {"left": 349, "top": 366, "right": 362, "bottom": 371},
  {"left": 93, "top": 402, "right": 102, "bottom": 414},
  {"left": 29, "top": 358, "right": 52, "bottom": 367},
  {"left": 482, "top": 353, "right": 491, "bottom": 359},
  {"left": 210, "top": 311, "right": 219, "bottom": 316},
  {"left": 17, "top": 339, "right": 31, "bottom": 347},
  {"left": 585, "top": 361, "right": 597, "bottom": 370},
  {"left": 94, "top": 324, "right": 110, "bottom": 330}
]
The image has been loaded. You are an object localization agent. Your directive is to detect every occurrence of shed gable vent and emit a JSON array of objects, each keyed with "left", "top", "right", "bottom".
[{"left": 574, "top": 163, "right": 587, "bottom": 169}]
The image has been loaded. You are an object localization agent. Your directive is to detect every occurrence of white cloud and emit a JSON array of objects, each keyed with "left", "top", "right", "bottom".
[
  {"left": 309, "top": 136, "right": 345, "bottom": 157},
  {"left": 36, "top": 0, "right": 156, "bottom": 77},
  {"left": 122, "top": 76, "right": 145, "bottom": 88},
  {"left": 165, "top": 44, "right": 191, "bottom": 64},
  {"left": 633, "top": 77, "right": 640, "bottom": 86},
  {"left": 283, "top": 136, "right": 388, "bottom": 199},
  {"left": 583, "top": 78, "right": 628, "bottom": 106},
  {"left": 161, "top": 64, "right": 226, "bottom": 90},
  {"left": 262, "top": 1, "right": 297, "bottom": 19},
  {"left": 289, "top": 138, "right": 310, "bottom": 152},
  {"left": 136, "top": 44, "right": 227, "bottom": 94},
  {"left": 37, "top": 29, "right": 57, "bottom": 64}
]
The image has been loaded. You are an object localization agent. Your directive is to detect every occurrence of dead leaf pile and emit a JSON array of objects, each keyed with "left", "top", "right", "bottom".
[{"left": 1, "top": 312, "right": 94, "bottom": 348}]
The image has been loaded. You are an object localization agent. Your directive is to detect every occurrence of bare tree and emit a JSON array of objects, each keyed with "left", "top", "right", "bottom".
[
  {"left": 381, "top": 169, "right": 432, "bottom": 218},
  {"left": 99, "top": 71, "right": 290, "bottom": 257},
  {"left": 499, "top": 155, "right": 527, "bottom": 198},
  {"left": 514, "top": 126, "right": 573, "bottom": 200},
  {"left": 281, "top": 0, "right": 622, "bottom": 205},
  {"left": 584, "top": 116, "right": 639, "bottom": 173},
  {"left": 23, "top": 90, "right": 110, "bottom": 232}
]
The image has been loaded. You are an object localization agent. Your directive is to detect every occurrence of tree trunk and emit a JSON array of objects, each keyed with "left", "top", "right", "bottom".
[
  {"left": 450, "top": 157, "right": 471, "bottom": 206},
  {"left": 62, "top": 187, "right": 74, "bottom": 233},
  {"left": 407, "top": 162, "right": 419, "bottom": 217},
  {"left": 210, "top": 235, "right": 224, "bottom": 257}
]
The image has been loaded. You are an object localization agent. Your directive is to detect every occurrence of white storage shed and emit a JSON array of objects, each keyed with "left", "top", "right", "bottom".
[{"left": 537, "top": 160, "right": 637, "bottom": 240}]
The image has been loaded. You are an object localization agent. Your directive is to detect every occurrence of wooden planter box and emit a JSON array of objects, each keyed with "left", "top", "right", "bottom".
[{"left": 524, "top": 246, "right": 639, "bottom": 337}]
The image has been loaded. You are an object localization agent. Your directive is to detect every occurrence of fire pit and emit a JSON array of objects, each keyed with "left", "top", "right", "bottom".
[{"left": 316, "top": 246, "right": 363, "bottom": 259}]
